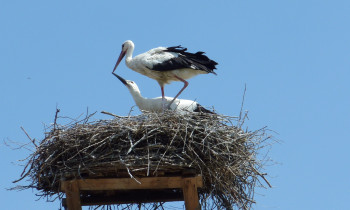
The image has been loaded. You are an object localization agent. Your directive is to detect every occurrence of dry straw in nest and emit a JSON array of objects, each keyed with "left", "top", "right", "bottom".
[{"left": 12, "top": 110, "right": 272, "bottom": 210}]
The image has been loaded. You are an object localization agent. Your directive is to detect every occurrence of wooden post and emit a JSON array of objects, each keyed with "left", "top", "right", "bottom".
[
  {"left": 63, "top": 180, "right": 82, "bottom": 210},
  {"left": 183, "top": 177, "right": 200, "bottom": 210}
]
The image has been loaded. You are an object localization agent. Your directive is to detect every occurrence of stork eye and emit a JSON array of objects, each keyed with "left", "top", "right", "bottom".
[{"left": 122, "top": 44, "right": 125, "bottom": 49}]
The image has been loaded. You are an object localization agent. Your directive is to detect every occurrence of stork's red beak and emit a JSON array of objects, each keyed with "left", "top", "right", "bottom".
[{"left": 112, "top": 50, "right": 126, "bottom": 73}]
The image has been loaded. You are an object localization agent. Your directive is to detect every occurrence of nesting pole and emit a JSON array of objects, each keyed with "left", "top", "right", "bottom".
[
  {"left": 63, "top": 180, "right": 81, "bottom": 210},
  {"left": 61, "top": 174, "right": 202, "bottom": 210},
  {"left": 183, "top": 177, "right": 200, "bottom": 210}
]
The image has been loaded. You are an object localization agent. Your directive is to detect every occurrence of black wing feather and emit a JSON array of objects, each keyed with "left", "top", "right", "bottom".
[
  {"left": 193, "top": 104, "right": 215, "bottom": 114},
  {"left": 152, "top": 46, "right": 218, "bottom": 74}
]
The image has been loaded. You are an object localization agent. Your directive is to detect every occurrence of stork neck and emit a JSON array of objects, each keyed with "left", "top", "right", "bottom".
[
  {"left": 128, "top": 87, "right": 145, "bottom": 107},
  {"left": 125, "top": 46, "right": 134, "bottom": 64}
]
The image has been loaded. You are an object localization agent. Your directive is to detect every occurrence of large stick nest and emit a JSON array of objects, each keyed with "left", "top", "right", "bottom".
[{"left": 12, "top": 110, "right": 272, "bottom": 209}]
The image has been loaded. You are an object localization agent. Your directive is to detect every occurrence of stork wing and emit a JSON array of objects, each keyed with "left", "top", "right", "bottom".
[{"left": 149, "top": 46, "right": 218, "bottom": 74}]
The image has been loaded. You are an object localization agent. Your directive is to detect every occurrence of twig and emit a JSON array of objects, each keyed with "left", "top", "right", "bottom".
[
  {"left": 127, "top": 128, "right": 158, "bottom": 154},
  {"left": 238, "top": 84, "right": 247, "bottom": 126},
  {"left": 53, "top": 107, "right": 60, "bottom": 131},
  {"left": 101, "top": 111, "right": 119, "bottom": 118},
  {"left": 20, "top": 126, "right": 37, "bottom": 148}
]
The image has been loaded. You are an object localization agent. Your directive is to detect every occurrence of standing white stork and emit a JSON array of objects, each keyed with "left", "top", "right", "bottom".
[
  {"left": 112, "top": 40, "right": 218, "bottom": 108},
  {"left": 112, "top": 73, "right": 214, "bottom": 114}
]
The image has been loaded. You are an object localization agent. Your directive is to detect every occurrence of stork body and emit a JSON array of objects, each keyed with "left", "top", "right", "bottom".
[
  {"left": 112, "top": 73, "right": 213, "bottom": 114},
  {"left": 113, "top": 40, "right": 218, "bottom": 108}
]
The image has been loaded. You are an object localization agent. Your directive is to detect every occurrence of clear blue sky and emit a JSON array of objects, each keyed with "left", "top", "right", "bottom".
[{"left": 1, "top": 1, "right": 350, "bottom": 209}]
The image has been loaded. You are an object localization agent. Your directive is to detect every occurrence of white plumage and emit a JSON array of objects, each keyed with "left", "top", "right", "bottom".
[
  {"left": 112, "top": 73, "right": 213, "bottom": 115},
  {"left": 112, "top": 40, "right": 218, "bottom": 108}
]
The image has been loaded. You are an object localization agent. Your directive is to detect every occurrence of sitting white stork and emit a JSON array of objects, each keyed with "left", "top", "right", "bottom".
[
  {"left": 112, "top": 40, "right": 218, "bottom": 108},
  {"left": 112, "top": 73, "right": 213, "bottom": 114}
]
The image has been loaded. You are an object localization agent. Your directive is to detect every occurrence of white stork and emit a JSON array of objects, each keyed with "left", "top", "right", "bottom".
[
  {"left": 112, "top": 73, "right": 214, "bottom": 114},
  {"left": 112, "top": 40, "right": 218, "bottom": 108}
]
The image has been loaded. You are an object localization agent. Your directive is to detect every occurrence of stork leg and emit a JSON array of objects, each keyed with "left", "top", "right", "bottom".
[
  {"left": 167, "top": 75, "right": 189, "bottom": 109},
  {"left": 161, "top": 85, "right": 166, "bottom": 110}
]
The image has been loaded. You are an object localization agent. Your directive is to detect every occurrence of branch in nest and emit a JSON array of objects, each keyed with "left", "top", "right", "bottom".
[{"left": 20, "top": 126, "right": 37, "bottom": 148}]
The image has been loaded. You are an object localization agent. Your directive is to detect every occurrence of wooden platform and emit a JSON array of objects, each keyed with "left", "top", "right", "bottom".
[{"left": 61, "top": 176, "right": 202, "bottom": 210}]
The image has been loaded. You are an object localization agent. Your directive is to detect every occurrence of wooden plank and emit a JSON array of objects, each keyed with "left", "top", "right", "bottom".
[
  {"left": 183, "top": 178, "right": 200, "bottom": 210},
  {"left": 64, "top": 180, "right": 82, "bottom": 210},
  {"left": 62, "top": 189, "right": 184, "bottom": 206},
  {"left": 61, "top": 176, "right": 203, "bottom": 191}
]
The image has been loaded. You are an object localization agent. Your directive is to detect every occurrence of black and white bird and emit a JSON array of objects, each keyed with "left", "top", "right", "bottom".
[
  {"left": 112, "top": 73, "right": 213, "bottom": 114},
  {"left": 112, "top": 40, "right": 218, "bottom": 108}
]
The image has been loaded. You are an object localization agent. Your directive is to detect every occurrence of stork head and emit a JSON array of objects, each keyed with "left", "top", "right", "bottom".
[
  {"left": 112, "top": 40, "right": 135, "bottom": 73},
  {"left": 112, "top": 73, "right": 140, "bottom": 93},
  {"left": 122, "top": 40, "right": 134, "bottom": 52}
]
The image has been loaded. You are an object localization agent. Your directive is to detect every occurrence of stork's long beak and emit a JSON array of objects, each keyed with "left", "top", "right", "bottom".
[
  {"left": 112, "top": 50, "right": 126, "bottom": 73},
  {"left": 112, "top": 72, "right": 127, "bottom": 86}
]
